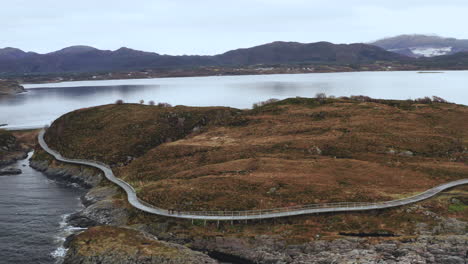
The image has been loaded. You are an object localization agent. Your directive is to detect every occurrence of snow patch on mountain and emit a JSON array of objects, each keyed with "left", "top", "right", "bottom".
[{"left": 410, "top": 47, "right": 453, "bottom": 57}]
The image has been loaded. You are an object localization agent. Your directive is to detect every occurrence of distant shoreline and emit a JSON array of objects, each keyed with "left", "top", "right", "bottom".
[{"left": 20, "top": 68, "right": 467, "bottom": 87}]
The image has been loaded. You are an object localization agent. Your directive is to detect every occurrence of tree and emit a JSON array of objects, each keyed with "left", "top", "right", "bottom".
[
  {"left": 115, "top": 99, "right": 124, "bottom": 105},
  {"left": 139, "top": 99, "right": 145, "bottom": 104},
  {"left": 315, "top": 93, "right": 327, "bottom": 99},
  {"left": 148, "top": 100, "right": 155, "bottom": 106}
]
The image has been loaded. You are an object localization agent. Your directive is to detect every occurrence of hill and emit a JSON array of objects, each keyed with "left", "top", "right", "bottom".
[
  {"left": 0, "top": 42, "right": 407, "bottom": 75},
  {"left": 215, "top": 41, "right": 406, "bottom": 65},
  {"left": 372, "top": 34, "right": 468, "bottom": 57},
  {"left": 34, "top": 98, "right": 468, "bottom": 263},
  {"left": 40, "top": 98, "right": 467, "bottom": 212}
]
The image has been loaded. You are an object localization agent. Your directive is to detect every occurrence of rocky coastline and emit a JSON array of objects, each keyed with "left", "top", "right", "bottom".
[
  {"left": 0, "top": 80, "right": 25, "bottom": 95},
  {"left": 30, "top": 155, "right": 468, "bottom": 264},
  {"left": 0, "top": 130, "right": 31, "bottom": 169}
]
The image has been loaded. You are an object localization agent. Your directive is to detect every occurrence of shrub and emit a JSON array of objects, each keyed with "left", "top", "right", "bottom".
[
  {"left": 139, "top": 100, "right": 145, "bottom": 104},
  {"left": 415, "top": 97, "right": 433, "bottom": 104},
  {"left": 148, "top": 100, "right": 155, "bottom": 106},
  {"left": 158, "top": 102, "right": 172, "bottom": 108},
  {"left": 252, "top": 98, "right": 279, "bottom": 108},
  {"left": 315, "top": 93, "right": 327, "bottom": 99},
  {"left": 115, "top": 99, "right": 124, "bottom": 105},
  {"left": 350, "top": 95, "right": 374, "bottom": 102},
  {"left": 432, "top": 96, "right": 450, "bottom": 103}
]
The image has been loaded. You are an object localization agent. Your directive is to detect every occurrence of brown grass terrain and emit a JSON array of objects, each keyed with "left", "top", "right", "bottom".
[
  {"left": 44, "top": 104, "right": 240, "bottom": 165},
  {"left": 66, "top": 226, "right": 215, "bottom": 263},
  {"left": 125, "top": 186, "right": 468, "bottom": 241},
  {"left": 44, "top": 98, "right": 468, "bottom": 212}
]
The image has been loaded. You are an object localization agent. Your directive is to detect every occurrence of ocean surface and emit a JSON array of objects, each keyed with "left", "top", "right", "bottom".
[
  {"left": 1, "top": 71, "right": 468, "bottom": 129},
  {"left": 0, "top": 153, "right": 85, "bottom": 264}
]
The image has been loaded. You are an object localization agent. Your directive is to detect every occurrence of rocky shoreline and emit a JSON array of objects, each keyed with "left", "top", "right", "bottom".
[
  {"left": 0, "top": 80, "right": 25, "bottom": 95},
  {"left": 29, "top": 155, "right": 468, "bottom": 264},
  {"left": 0, "top": 129, "right": 34, "bottom": 169}
]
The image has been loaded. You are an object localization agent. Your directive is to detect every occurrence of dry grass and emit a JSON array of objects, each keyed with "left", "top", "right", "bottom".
[
  {"left": 44, "top": 98, "right": 468, "bottom": 212},
  {"left": 70, "top": 226, "right": 180, "bottom": 257}
]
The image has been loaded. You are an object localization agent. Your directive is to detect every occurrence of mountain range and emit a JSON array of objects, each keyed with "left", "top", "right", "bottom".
[
  {"left": 0, "top": 42, "right": 406, "bottom": 75},
  {"left": 1, "top": 35, "right": 468, "bottom": 75},
  {"left": 371, "top": 34, "right": 468, "bottom": 58}
]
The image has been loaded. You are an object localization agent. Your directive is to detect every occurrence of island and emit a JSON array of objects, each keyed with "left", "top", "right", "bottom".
[{"left": 31, "top": 96, "right": 467, "bottom": 263}]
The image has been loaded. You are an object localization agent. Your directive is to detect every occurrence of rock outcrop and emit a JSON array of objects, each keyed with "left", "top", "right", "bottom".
[
  {"left": 0, "top": 168, "right": 22, "bottom": 175},
  {"left": 63, "top": 226, "right": 218, "bottom": 264},
  {"left": 0, "top": 130, "right": 29, "bottom": 168},
  {"left": 0, "top": 80, "right": 25, "bottom": 95},
  {"left": 29, "top": 160, "right": 102, "bottom": 188},
  {"left": 189, "top": 235, "right": 468, "bottom": 264},
  {"left": 67, "top": 186, "right": 128, "bottom": 228}
]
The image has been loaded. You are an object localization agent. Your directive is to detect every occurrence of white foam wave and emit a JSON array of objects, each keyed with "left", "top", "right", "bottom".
[{"left": 51, "top": 213, "right": 88, "bottom": 262}]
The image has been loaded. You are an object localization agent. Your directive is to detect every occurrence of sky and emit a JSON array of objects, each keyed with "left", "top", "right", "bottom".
[{"left": 2, "top": 0, "right": 468, "bottom": 55}]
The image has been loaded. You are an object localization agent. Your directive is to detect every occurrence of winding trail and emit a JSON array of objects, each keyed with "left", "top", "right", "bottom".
[{"left": 38, "top": 130, "right": 468, "bottom": 221}]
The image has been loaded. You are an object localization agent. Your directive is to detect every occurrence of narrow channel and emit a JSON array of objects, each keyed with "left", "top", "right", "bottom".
[{"left": 0, "top": 152, "right": 85, "bottom": 264}]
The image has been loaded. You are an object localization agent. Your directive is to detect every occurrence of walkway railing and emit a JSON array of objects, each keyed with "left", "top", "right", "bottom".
[{"left": 38, "top": 129, "right": 468, "bottom": 221}]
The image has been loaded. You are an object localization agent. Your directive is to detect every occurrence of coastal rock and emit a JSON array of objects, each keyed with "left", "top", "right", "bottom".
[
  {"left": 0, "top": 80, "right": 25, "bottom": 95},
  {"left": 0, "top": 131, "right": 29, "bottom": 168},
  {"left": 0, "top": 151, "right": 28, "bottom": 168},
  {"left": 63, "top": 226, "right": 218, "bottom": 264},
  {"left": 30, "top": 160, "right": 102, "bottom": 188},
  {"left": 67, "top": 199, "right": 129, "bottom": 228},
  {"left": 81, "top": 186, "right": 119, "bottom": 207},
  {"left": 0, "top": 168, "right": 22, "bottom": 175},
  {"left": 188, "top": 234, "right": 468, "bottom": 264}
]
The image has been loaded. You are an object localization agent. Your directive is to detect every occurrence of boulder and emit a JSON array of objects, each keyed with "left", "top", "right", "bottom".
[{"left": 0, "top": 168, "right": 22, "bottom": 175}]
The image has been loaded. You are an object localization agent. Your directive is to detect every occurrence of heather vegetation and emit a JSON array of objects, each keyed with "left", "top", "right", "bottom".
[
  {"left": 41, "top": 97, "right": 467, "bottom": 214},
  {"left": 43, "top": 104, "right": 240, "bottom": 165}
]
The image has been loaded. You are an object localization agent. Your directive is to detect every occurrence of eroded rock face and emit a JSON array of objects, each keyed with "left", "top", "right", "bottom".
[
  {"left": 0, "top": 131, "right": 29, "bottom": 168},
  {"left": 67, "top": 199, "right": 129, "bottom": 228},
  {"left": 0, "top": 80, "right": 25, "bottom": 95},
  {"left": 29, "top": 160, "right": 102, "bottom": 188},
  {"left": 190, "top": 235, "right": 468, "bottom": 264}
]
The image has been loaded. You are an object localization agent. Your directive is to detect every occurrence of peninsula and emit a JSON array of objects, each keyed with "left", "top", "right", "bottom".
[
  {"left": 30, "top": 96, "right": 468, "bottom": 263},
  {"left": 0, "top": 80, "right": 25, "bottom": 95}
]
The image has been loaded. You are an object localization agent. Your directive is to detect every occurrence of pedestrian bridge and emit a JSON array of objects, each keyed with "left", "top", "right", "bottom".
[{"left": 38, "top": 129, "right": 468, "bottom": 221}]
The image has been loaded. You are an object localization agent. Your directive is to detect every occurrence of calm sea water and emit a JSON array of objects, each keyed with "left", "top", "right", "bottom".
[
  {"left": 1, "top": 71, "right": 468, "bottom": 129},
  {"left": 0, "top": 153, "right": 85, "bottom": 264}
]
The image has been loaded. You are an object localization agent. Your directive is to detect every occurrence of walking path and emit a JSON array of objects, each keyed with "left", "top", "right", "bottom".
[{"left": 38, "top": 130, "right": 468, "bottom": 221}]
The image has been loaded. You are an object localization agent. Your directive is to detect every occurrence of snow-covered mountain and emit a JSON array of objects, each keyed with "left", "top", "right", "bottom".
[{"left": 371, "top": 35, "right": 468, "bottom": 58}]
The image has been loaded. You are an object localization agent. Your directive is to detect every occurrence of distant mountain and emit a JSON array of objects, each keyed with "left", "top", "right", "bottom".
[
  {"left": 217, "top": 41, "right": 406, "bottom": 65},
  {"left": 415, "top": 51, "right": 468, "bottom": 68},
  {"left": 0, "top": 46, "right": 213, "bottom": 74},
  {"left": 371, "top": 34, "right": 468, "bottom": 58},
  {"left": 0, "top": 41, "right": 408, "bottom": 75}
]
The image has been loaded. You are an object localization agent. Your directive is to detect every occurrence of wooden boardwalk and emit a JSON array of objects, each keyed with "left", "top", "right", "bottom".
[{"left": 38, "top": 130, "right": 468, "bottom": 221}]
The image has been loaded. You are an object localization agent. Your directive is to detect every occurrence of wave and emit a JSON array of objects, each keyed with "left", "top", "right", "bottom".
[{"left": 51, "top": 213, "right": 87, "bottom": 264}]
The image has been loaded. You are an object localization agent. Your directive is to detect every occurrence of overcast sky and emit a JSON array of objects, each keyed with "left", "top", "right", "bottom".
[{"left": 2, "top": 0, "right": 467, "bottom": 55}]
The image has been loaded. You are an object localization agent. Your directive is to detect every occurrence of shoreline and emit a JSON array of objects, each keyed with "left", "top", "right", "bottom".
[{"left": 21, "top": 68, "right": 467, "bottom": 87}]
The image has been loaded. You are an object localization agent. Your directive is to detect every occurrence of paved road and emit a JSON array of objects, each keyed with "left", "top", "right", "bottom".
[{"left": 38, "top": 130, "right": 468, "bottom": 221}]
